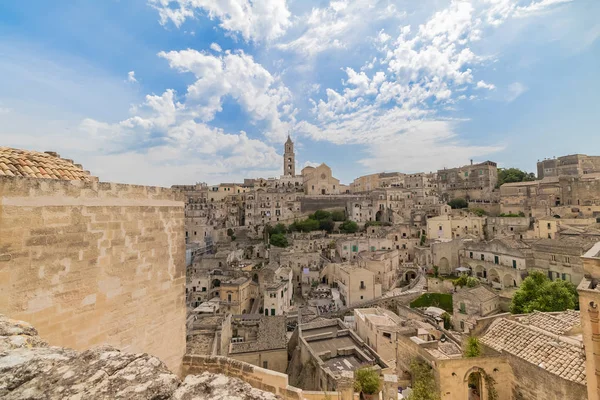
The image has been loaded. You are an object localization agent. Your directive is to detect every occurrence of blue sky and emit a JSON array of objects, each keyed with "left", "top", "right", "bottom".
[{"left": 0, "top": 0, "right": 598, "bottom": 186}]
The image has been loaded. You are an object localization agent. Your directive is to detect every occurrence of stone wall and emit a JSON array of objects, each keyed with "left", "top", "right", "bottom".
[
  {"left": 182, "top": 354, "right": 354, "bottom": 399},
  {"left": 0, "top": 176, "right": 186, "bottom": 373},
  {"left": 301, "top": 196, "right": 366, "bottom": 213}
]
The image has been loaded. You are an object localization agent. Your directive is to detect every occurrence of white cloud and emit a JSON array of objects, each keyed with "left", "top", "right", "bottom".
[
  {"left": 506, "top": 82, "right": 528, "bottom": 102},
  {"left": 277, "top": 0, "right": 405, "bottom": 57},
  {"left": 476, "top": 80, "right": 496, "bottom": 90},
  {"left": 148, "top": 0, "right": 292, "bottom": 42},
  {"left": 210, "top": 43, "right": 222, "bottom": 53},
  {"left": 0, "top": 107, "right": 12, "bottom": 114},
  {"left": 127, "top": 71, "right": 138, "bottom": 83},
  {"left": 514, "top": 0, "right": 573, "bottom": 18},
  {"left": 303, "top": 160, "right": 320, "bottom": 168},
  {"left": 157, "top": 49, "right": 295, "bottom": 141}
]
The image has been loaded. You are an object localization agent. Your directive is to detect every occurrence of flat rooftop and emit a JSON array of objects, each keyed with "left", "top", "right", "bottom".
[{"left": 322, "top": 355, "right": 369, "bottom": 373}]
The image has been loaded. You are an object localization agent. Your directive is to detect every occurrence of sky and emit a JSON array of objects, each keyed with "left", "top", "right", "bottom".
[{"left": 0, "top": 0, "right": 599, "bottom": 187}]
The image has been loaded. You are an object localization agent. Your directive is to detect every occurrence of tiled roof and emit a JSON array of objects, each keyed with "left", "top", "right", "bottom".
[
  {"left": 0, "top": 147, "right": 94, "bottom": 181},
  {"left": 464, "top": 286, "right": 499, "bottom": 302},
  {"left": 520, "top": 311, "right": 580, "bottom": 336},
  {"left": 481, "top": 318, "right": 585, "bottom": 384}
]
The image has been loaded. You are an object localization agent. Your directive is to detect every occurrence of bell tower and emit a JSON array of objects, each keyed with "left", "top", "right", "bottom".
[{"left": 284, "top": 135, "right": 295, "bottom": 176}]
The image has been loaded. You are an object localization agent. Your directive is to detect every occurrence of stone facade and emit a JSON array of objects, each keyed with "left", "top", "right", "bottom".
[
  {"left": 537, "top": 154, "right": 600, "bottom": 179},
  {"left": 0, "top": 174, "right": 186, "bottom": 373},
  {"left": 437, "top": 161, "right": 498, "bottom": 201},
  {"left": 302, "top": 164, "right": 344, "bottom": 195},
  {"left": 284, "top": 135, "right": 296, "bottom": 177},
  {"left": 427, "top": 214, "right": 485, "bottom": 241}
]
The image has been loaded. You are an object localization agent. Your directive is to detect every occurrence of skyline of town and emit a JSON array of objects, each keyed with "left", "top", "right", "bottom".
[{"left": 1, "top": 0, "right": 599, "bottom": 187}]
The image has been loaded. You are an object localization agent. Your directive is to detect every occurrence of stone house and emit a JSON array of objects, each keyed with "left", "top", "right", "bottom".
[
  {"left": 537, "top": 153, "right": 600, "bottom": 179},
  {"left": 331, "top": 264, "right": 381, "bottom": 306},
  {"left": 452, "top": 286, "right": 500, "bottom": 333},
  {"left": 219, "top": 277, "right": 258, "bottom": 315},
  {"left": 356, "top": 249, "right": 398, "bottom": 291},
  {"left": 263, "top": 266, "right": 293, "bottom": 316},
  {"left": 288, "top": 319, "right": 390, "bottom": 391},
  {"left": 353, "top": 308, "right": 402, "bottom": 363},
  {"left": 437, "top": 160, "right": 498, "bottom": 201},
  {"left": 485, "top": 216, "right": 531, "bottom": 239},
  {"left": 459, "top": 238, "right": 534, "bottom": 289},
  {"left": 227, "top": 316, "right": 288, "bottom": 373},
  {"left": 530, "top": 237, "right": 596, "bottom": 285},
  {"left": 426, "top": 214, "right": 486, "bottom": 241}
]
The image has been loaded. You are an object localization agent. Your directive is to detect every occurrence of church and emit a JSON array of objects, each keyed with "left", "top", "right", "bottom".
[{"left": 283, "top": 135, "right": 347, "bottom": 195}]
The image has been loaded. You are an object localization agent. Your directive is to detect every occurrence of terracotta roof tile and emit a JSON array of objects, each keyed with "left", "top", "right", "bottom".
[
  {"left": 481, "top": 316, "right": 585, "bottom": 384},
  {"left": 0, "top": 147, "right": 96, "bottom": 182}
]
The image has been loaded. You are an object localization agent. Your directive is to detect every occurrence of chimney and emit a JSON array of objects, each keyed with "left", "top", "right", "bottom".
[
  {"left": 470, "top": 159, "right": 473, "bottom": 165},
  {"left": 44, "top": 151, "right": 59, "bottom": 158}
]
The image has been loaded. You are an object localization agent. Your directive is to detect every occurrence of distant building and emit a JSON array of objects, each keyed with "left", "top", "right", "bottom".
[
  {"left": 219, "top": 277, "right": 259, "bottom": 315},
  {"left": 537, "top": 154, "right": 600, "bottom": 179},
  {"left": 452, "top": 285, "right": 500, "bottom": 333},
  {"left": 437, "top": 160, "right": 498, "bottom": 201}
]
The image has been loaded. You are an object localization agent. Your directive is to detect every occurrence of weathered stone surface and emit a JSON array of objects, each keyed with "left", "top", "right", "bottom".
[{"left": 0, "top": 315, "right": 279, "bottom": 400}]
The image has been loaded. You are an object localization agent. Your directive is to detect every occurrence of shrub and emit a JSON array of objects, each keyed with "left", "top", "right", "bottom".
[
  {"left": 311, "top": 210, "right": 332, "bottom": 220},
  {"left": 331, "top": 210, "right": 346, "bottom": 221},
  {"left": 319, "top": 219, "right": 335, "bottom": 233},
  {"left": 407, "top": 360, "right": 440, "bottom": 400},
  {"left": 471, "top": 208, "right": 487, "bottom": 217},
  {"left": 354, "top": 368, "right": 381, "bottom": 395},
  {"left": 270, "top": 233, "right": 288, "bottom": 248},
  {"left": 464, "top": 336, "right": 482, "bottom": 358},
  {"left": 441, "top": 312, "right": 452, "bottom": 330},
  {"left": 340, "top": 220, "right": 359, "bottom": 233},
  {"left": 448, "top": 198, "right": 468, "bottom": 209}
]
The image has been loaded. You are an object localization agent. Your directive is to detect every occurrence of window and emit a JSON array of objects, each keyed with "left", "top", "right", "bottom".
[
  {"left": 271, "top": 308, "right": 275, "bottom": 316},
  {"left": 360, "top": 296, "right": 364, "bottom": 300},
  {"left": 370, "top": 246, "right": 376, "bottom": 252},
  {"left": 352, "top": 245, "right": 358, "bottom": 252},
  {"left": 265, "top": 309, "right": 268, "bottom": 316},
  {"left": 481, "top": 254, "right": 485, "bottom": 261},
  {"left": 469, "top": 252, "right": 473, "bottom": 259},
  {"left": 551, "top": 255, "right": 557, "bottom": 261},
  {"left": 360, "top": 281, "right": 365, "bottom": 289},
  {"left": 202, "top": 287, "right": 207, "bottom": 292},
  {"left": 547, "top": 223, "right": 551, "bottom": 229},
  {"left": 460, "top": 302, "right": 466, "bottom": 314},
  {"left": 561, "top": 273, "right": 567, "bottom": 281},
  {"left": 565, "top": 256, "right": 570, "bottom": 263},
  {"left": 494, "top": 256, "right": 499, "bottom": 264},
  {"left": 383, "top": 332, "right": 392, "bottom": 339},
  {"left": 438, "top": 225, "right": 443, "bottom": 231},
  {"left": 263, "top": 361, "right": 268, "bottom": 369},
  {"left": 512, "top": 260, "right": 517, "bottom": 269},
  {"left": 227, "top": 293, "right": 232, "bottom": 302}
]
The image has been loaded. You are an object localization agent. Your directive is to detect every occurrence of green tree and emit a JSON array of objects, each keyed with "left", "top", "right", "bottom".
[
  {"left": 471, "top": 208, "right": 487, "bottom": 217},
  {"left": 448, "top": 198, "right": 468, "bottom": 209},
  {"left": 464, "top": 337, "right": 482, "bottom": 358},
  {"left": 331, "top": 209, "right": 346, "bottom": 221},
  {"left": 420, "top": 234, "right": 426, "bottom": 246},
  {"left": 441, "top": 312, "right": 452, "bottom": 330},
  {"left": 270, "top": 233, "right": 288, "bottom": 248},
  {"left": 407, "top": 360, "right": 440, "bottom": 400},
  {"left": 354, "top": 368, "right": 381, "bottom": 395},
  {"left": 319, "top": 219, "right": 335, "bottom": 233},
  {"left": 340, "top": 220, "right": 358, "bottom": 233},
  {"left": 271, "top": 223, "right": 288, "bottom": 235},
  {"left": 510, "top": 271, "right": 578, "bottom": 313},
  {"left": 496, "top": 168, "right": 536, "bottom": 187},
  {"left": 311, "top": 210, "right": 332, "bottom": 220}
]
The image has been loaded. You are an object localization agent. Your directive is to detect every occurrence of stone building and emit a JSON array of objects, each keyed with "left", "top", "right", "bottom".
[
  {"left": 426, "top": 214, "right": 486, "bottom": 240},
  {"left": 302, "top": 163, "right": 345, "bottom": 195},
  {"left": 227, "top": 315, "right": 288, "bottom": 373},
  {"left": 219, "top": 277, "right": 258, "bottom": 315},
  {"left": 452, "top": 285, "right": 500, "bottom": 333},
  {"left": 537, "top": 153, "right": 600, "bottom": 179},
  {"left": 437, "top": 160, "right": 498, "bottom": 201},
  {"left": 356, "top": 249, "right": 399, "bottom": 291},
  {"left": 485, "top": 216, "right": 531, "bottom": 239},
  {"left": 530, "top": 237, "right": 596, "bottom": 285},
  {"left": 459, "top": 238, "right": 534, "bottom": 288},
  {"left": 480, "top": 311, "right": 586, "bottom": 400},
  {"left": 243, "top": 189, "right": 302, "bottom": 227},
  {"left": 287, "top": 318, "right": 389, "bottom": 391},
  {"left": 350, "top": 171, "right": 405, "bottom": 193},
  {"left": 333, "top": 264, "right": 381, "bottom": 306},
  {"left": 578, "top": 241, "right": 600, "bottom": 400},
  {"left": 0, "top": 147, "right": 186, "bottom": 373},
  {"left": 353, "top": 307, "right": 402, "bottom": 363},
  {"left": 263, "top": 266, "right": 293, "bottom": 316}
]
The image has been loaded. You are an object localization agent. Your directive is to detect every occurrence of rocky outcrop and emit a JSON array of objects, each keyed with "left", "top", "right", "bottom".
[{"left": 0, "top": 315, "right": 279, "bottom": 399}]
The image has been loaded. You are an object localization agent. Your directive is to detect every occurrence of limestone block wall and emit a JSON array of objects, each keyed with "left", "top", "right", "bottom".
[{"left": 0, "top": 176, "right": 186, "bottom": 373}]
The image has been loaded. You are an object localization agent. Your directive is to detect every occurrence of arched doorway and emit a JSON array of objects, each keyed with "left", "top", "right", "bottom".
[
  {"left": 252, "top": 273, "right": 259, "bottom": 283},
  {"left": 465, "top": 369, "right": 483, "bottom": 400},
  {"left": 474, "top": 265, "right": 484, "bottom": 278},
  {"left": 487, "top": 269, "right": 500, "bottom": 284},
  {"left": 405, "top": 271, "right": 417, "bottom": 282},
  {"left": 438, "top": 257, "right": 450, "bottom": 275},
  {"left": 212, "top": 279, "right": 221, "bottom": 288}
]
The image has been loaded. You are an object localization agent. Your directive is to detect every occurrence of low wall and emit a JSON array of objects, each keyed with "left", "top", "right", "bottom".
[
  {"left": 182, "top": 354, "right": 352, "bottom": 400},
  {"left": 427, "top": 278, "right": 454, "bottom": 293},
  {"left": 300, "top": 196, "right": 366, "bottom": 213}
]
